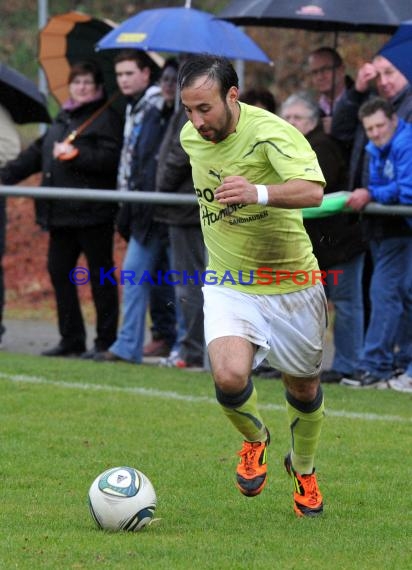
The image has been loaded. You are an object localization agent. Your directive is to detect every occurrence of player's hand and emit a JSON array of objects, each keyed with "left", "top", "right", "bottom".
[
  {"left": 346, "top": 188, "right": 371, "bottom": 211},
  {"left": 215, "top": 176, "right": 260, "bottom": 205}
]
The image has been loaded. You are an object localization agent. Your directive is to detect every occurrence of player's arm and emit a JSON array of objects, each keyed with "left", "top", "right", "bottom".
[{"left": 214, "top": 176, "right": 323, "bottom": 208}]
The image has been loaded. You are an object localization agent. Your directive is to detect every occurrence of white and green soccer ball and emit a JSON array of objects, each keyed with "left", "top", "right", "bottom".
[{"left": 88, "top": 466, "right": 157, "bottom": 532}]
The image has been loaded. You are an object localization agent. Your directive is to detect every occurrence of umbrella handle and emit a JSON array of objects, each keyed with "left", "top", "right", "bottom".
[
  {"left": 58, "top": 147, "right": 79, "bottom": 161},
  {"left": 56, "top": 129, "right": 80, "bottom": 161},
  {"left": 65, "top": 130, "right": 78, "bottom": 143}
]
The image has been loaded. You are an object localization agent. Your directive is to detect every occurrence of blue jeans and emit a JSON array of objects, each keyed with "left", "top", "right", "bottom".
[
  {"left": 360, "top": 237, "right": 412, "bottom": 379},
  {"left": 326, "top": 252, "right": 365, "bottom": 375},
  {"left": 110, "top": 235, "right": 175, "bottom": 363}
]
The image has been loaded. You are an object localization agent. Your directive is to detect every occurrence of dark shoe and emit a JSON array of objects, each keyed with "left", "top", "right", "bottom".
[
  {"left": 93, "top": 350, "right": 131, "bottom": 363},
  {"left": 339, "top": 370, "right": 365, "bottom": 387},
  {"left": 320, "top": 369, "right": 343, "bottom": 384},
  {"left": 41, "top": 343, "right": 85, "bottom": 357},
  {"left": 143, "top": 338, "right": 171, "bottom": 357},
  {"left": 80, "top": 347, "right": 107, "bottom": 360},
  {"left": 360, "top": 371, "right": 388, "bottom": 389},
  {"left": 284, "top": 453, "right": 323, "bottom": 518},
  {"left": 342, "top": 370, "right": 387, "bottom": 389},
  {"left": 253, "top": 360, "right": 281, "bottom": 379}
]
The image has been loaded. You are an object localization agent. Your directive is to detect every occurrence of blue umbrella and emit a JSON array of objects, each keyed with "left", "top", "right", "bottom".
[
  {"left": 379, "top": 21, "right": 412, "bottom": 85},
  {"left": 96, "top": 7, "right": 271, "bottom": 64}
]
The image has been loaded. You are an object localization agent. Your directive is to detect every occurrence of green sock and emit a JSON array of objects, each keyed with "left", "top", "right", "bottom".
[
  {"left": 286, "top": 388, "right": 324, "bottom": 474},
  {"left": 216, "top": 380, "right": 267, "bottom": 442}
]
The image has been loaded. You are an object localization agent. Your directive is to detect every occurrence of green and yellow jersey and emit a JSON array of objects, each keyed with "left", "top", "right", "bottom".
[{"left": 180, "top": 102, "right": 326, "bottom": 294}]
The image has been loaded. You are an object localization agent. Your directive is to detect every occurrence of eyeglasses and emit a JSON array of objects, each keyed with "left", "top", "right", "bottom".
[{"left": 308, "top": 65, "right": 337, "bottom": 77}]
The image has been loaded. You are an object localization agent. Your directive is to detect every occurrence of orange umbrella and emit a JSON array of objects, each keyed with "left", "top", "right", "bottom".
[{"left": 38, "top": 11, "right": 117, "bottom": 105}]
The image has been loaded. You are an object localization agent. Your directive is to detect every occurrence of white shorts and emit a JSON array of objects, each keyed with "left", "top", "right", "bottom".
[{"left": 203, "top": 284, "right": 328, "bottom": 377}]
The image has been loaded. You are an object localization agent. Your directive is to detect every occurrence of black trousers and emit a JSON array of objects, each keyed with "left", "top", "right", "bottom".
[
  {"left": 169, "top": 225, "right": 205, "bottom": 365},
  {"left": 48, "top": 224, "right": 118, "bottom": 350}
]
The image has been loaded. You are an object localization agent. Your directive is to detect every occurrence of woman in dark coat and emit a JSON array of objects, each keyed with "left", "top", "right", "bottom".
[
  {"left": 0, "top": 61, "right": 123, "bottom": 357},
  {"left": 281, "top": 91, "right": 367, "bottom": 384}
]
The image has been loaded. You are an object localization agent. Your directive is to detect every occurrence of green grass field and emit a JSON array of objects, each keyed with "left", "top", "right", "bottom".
[{"left": 1, "top": 352, "right": 411, "bottom": 569}]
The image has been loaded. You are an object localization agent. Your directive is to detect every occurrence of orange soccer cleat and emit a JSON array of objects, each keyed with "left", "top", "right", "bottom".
[
  {"left": 284, "top": 453, "right": 323, "bottom": 517},
  {"left": 236, "top": 430, "right": 270, "bottom": 497}
]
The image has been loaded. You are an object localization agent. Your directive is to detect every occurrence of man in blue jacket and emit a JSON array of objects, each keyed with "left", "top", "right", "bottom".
[{"left": 347, "top": 97, "right": 412, "bottom": 387}]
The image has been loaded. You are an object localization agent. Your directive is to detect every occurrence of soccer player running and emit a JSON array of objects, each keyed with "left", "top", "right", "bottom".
[{"left": 179, "top": 55, "right": 327, "bottom": 517}]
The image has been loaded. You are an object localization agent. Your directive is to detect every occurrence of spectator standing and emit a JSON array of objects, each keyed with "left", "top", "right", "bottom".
[
  {"left": 0, "top": 104, "right": 21, "bottom": 347},
  {"left": 307, "top": 46, "right": 354, "bottom": 139},
  {"left": 346, "top": 97, "right": 412, "bottom": 387},
  {"left": 96, "top": 55, "right": 178, "bottom": 364},
  {"left": 179, "top": 55, "right": 327, "bottom": 517},
  {"left": 334, "top": 54, "right": 412, "bottom": 384},
  {"left": 154, "top": 103, "right": 205, "bottom": 369},
  {"left": 281, "top": 92, "right": 366, "bottom": 384},
  {"left": 0, "top": 61, "right": 122, "bottom": 357}
]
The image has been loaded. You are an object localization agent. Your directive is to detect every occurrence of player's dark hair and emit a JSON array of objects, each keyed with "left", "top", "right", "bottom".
[{"left": 178, "top": 54, "right": 239, "bottom": 101}]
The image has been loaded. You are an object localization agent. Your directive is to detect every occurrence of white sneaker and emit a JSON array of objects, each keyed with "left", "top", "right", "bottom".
[{"left": 388, "top": 373, "right": 412, "bottom": 393}]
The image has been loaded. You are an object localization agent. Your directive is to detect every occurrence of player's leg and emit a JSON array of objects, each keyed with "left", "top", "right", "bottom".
[
  {"left": 282, "top": 373, "right": 324, "bottom": 517},
  {"left": 209, "top": 335, "right": 270, "bottom": 497},
  {"left": 263, "top": 284, "right": 327, "bottom": 516}
]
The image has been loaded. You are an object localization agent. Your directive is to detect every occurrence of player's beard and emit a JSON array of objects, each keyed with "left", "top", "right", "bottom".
[{"left": 198, "top": 102, "right": 235, "bottom": 143}]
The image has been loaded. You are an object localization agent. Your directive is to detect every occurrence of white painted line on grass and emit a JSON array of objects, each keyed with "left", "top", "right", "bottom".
[{"left": 1, "top": 372, "right": 410, "bottom": 424}]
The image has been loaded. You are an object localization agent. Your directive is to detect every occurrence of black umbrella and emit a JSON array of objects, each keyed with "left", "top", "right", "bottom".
[
  {"left": 218, "top": 0, "right": 411, "bottom": 33},
  {"left": 0, "top": 62, "right": 51, "bottom": 124}
]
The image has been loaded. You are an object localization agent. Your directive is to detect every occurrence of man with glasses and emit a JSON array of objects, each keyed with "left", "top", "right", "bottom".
[
  {"left": 306, "top": 48, "right": 367, "bottom": 386},
  {"left": 307, "top": 47, "right": 353, "bottom": 136}
]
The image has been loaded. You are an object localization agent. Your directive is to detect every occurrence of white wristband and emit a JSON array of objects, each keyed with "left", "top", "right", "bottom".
[{"left": 255, "top": 184, "right": 268, "bottom": 205}]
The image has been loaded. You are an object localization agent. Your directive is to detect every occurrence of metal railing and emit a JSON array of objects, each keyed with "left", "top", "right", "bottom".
[
  {"left": 1, "top": 186, "right": 412, "bottom": 216},
  {"left": 1, "top": 184, "right": 411, "bottom": 370}
]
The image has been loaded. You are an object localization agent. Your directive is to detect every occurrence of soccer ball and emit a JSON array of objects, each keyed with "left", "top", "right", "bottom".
[{"left": 88, "top": 466, "right": 157, "bottom": 532}]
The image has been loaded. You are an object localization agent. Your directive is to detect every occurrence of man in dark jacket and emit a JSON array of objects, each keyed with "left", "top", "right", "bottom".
[{"left": 154, "top": 105, "right": 205, "bottom": 368}]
